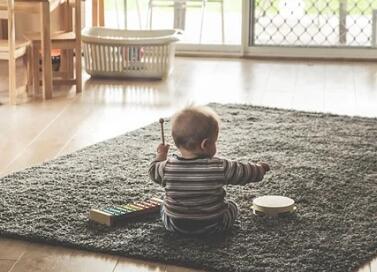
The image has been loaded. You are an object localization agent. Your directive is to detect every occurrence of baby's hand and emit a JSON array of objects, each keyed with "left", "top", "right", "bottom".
[
  {"left": 258, "top": 162, "right": 270, "bottom": 172},
  {"left": 156, "top": 143, "right": 170, "bottom": 161}
]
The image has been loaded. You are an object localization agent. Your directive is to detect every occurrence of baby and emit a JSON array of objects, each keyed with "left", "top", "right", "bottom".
[{"left": 149, "top": 105, "right": 270, "bottom": 235}]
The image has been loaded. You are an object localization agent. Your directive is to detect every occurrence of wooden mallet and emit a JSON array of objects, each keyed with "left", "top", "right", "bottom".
[{"left": 159, "top": 118, "right": 165, "bottom": 145}]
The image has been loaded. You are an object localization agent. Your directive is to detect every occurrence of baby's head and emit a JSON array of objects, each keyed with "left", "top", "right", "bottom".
[{"left": 171, "top": 105, "right": 220, "bottom": 158}]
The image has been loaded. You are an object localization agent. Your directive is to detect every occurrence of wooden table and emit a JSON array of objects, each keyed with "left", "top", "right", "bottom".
[
  {"left": 19, "top": 0, "right": 53, "bottom": 99},
  {"left": 0, "top": 0, "right": 54, "bottom": 99}
]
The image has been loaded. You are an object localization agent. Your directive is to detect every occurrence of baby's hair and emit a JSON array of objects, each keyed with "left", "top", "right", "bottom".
[{"left": 171, "top": 105, "right": 220, "bottom": 151}]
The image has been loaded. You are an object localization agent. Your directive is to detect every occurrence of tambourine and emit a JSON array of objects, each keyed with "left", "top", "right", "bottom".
[{"left": 252, "top": 195, "right": 296, "bottom": 216}]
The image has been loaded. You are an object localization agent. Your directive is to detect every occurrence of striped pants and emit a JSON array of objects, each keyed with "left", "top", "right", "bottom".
[{"left": 161, "top": 201, "right": 239, "bottom": 235}]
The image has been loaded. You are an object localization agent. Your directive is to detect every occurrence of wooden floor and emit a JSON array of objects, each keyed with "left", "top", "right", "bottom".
[{"left": 0, "top": 57, "right": 377, "bottom": 272}]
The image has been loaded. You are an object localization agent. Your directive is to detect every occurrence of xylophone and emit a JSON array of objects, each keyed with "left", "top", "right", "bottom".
[{"left": 89, "top": 197, "right": 163, "bottom": 226}]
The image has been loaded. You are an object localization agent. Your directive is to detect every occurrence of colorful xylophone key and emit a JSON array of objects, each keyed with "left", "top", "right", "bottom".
[{"left": 89, "top": 197, "right": 163, "bottom": 226}]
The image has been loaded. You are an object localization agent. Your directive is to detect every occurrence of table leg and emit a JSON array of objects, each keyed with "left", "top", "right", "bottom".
[
  {"left": 92, "top": 0, "right": 104, "bottom": 26},
  {"left": 62, "top": 1, "right": 74, "bottom": 79},
  {"left": 92, "top": 0, "right": 98, "bottom": 26},
  {"left": 75, "top": 0, "right": 82, "bottom": 93},
  {"left": 0, "top": 19, "right": 7, "bottom": 39},
  {"left": 8, "top": 0, "right": 16, "bottom": 104},
  {"left": 40, "top": 1, "right": 53, "bottom": 99},
  {"left": 98, "top": 0, "right": 104, "bottom": 26}
]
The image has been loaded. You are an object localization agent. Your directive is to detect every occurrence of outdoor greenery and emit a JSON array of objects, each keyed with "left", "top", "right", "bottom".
[
  {"left": 304, "top": 0, "right": 377, "bottom": 15},
  {"left": 255, "top": 0, "right": 377, "bottom": 16}
]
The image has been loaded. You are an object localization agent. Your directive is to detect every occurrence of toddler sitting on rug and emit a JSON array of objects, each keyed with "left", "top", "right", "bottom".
[{"left": 149, "top": 105, "right": 270, "bottom": 235}]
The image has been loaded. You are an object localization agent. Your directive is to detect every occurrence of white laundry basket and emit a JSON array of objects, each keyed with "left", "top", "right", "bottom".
[{"left": 81, "top": 27, "right": 182, "bottom": 79}]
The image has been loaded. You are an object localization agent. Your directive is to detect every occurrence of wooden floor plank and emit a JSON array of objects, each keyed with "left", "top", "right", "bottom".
[
  {"left": 0, "top": 260, "right": 15, "bottom": 272},
  {"left": 113, "top": 257, "right": 166, "bottom": 272},
  {"left": 0, "top": 239, "right": 29, "bottom": 261},
  {"left": 10, "top": 242, "right": 118, "bottom": 272}
]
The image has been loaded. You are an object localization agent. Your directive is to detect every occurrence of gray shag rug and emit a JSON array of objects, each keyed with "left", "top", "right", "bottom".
[{"left": 1, "top": 103, "right": 377, "bottom": 272}]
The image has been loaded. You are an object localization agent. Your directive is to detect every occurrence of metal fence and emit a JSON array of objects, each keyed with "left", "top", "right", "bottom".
[{"left": 251, "top": 0, "right": 377, "bottom": 48}]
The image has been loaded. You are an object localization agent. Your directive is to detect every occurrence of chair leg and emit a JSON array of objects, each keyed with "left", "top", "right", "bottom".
[
  {"left": 75, "top": 47, "right": 82, "bottom": 93},
  {"left": 0, "top": 20, "right": 7, "bottom": 39},
  {"left": 67, "top": 49, "right": 74, "bottom": 79},
  {"left": 9, "top": 57, "right": 17, "bottom": 105},
  {"left": 98, "top": 0, "right": 105, "bottom": 26},
  {"left": 92, "top": 0, "right": 98, "bottom": 26},
  {"left": 8, "top": 6, "right": 17, "bottom": 104},
  {"left": 32, "top": 45, "right": 41, "bottom": 97},
  {"left": 26, "top": 46, "right": 33, "bottom": 95},
  {"left": 61, "top": 49, "right": 67, "bottom": 79},
  {"left": 74, "top": 0, "right": 82, "bottom": 93}
]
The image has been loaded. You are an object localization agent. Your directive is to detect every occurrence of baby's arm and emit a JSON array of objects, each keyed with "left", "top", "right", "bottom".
[
  {"left": 223, "top": 159, "right": 270, "bottom": 185},
  {"left": 148, "top": 144, "right": 170, "bottom": 186}
]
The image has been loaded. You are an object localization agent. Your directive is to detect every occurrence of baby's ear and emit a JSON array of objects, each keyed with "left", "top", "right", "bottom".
[{"left": 200, "top": 138, "right": 209, "bottom": 150}]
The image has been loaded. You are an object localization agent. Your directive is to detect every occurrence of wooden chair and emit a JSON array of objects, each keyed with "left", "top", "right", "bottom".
[
  {"left": 0, "top": 0, "right": 32, "bottom": 104},
  {"left": 26, "top": 0, "right": 82, "bottom": 98}
]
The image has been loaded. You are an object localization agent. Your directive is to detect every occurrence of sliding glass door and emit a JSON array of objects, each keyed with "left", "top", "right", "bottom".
[
  {"left": 85, "top": 0, "right": 377, "bottom": 58},
  {"left": 247, "top": 0, "right": 377, "bottom": 58}
]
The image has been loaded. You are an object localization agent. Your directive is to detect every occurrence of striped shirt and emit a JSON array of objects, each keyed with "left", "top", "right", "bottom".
[{"left": 149, "top": 155, "right": 266, "bottom": 220}]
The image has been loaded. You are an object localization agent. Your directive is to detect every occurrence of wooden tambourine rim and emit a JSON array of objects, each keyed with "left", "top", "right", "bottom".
[{"left": 252, "top": 195, "right": 296, "bottom": 216}]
